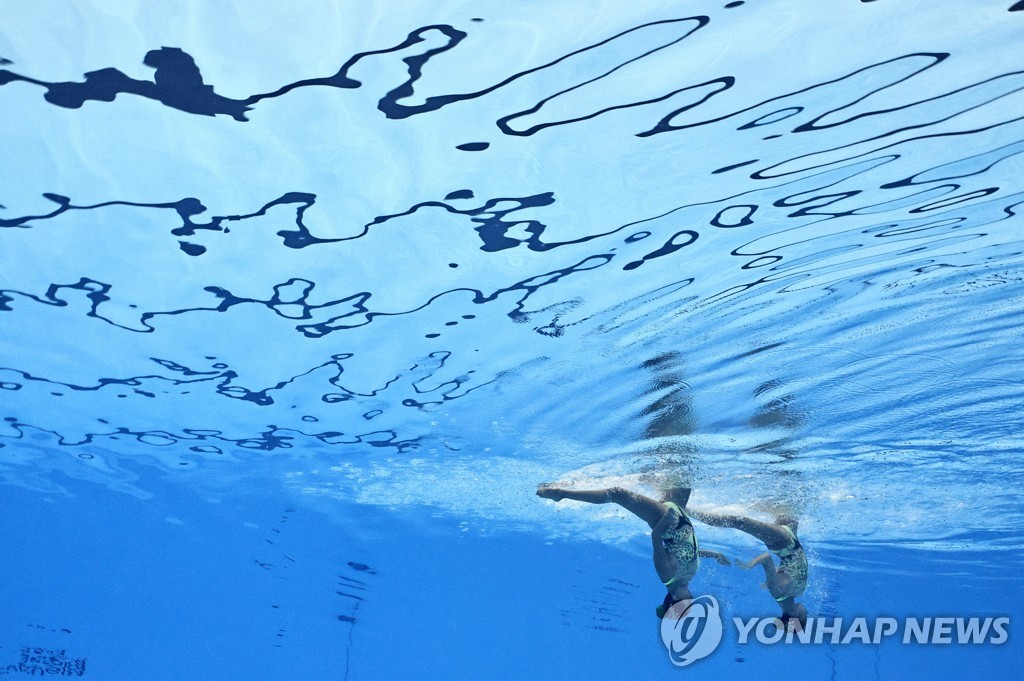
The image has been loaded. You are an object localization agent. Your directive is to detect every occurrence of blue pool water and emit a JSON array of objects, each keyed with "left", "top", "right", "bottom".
[{"left": 2, "top": 0, "right": 1023, "bottom": 678}]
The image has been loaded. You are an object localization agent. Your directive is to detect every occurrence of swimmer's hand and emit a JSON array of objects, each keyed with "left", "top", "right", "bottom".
[{"left": 700, "top": 550, "right": 732, "bottom": 566}]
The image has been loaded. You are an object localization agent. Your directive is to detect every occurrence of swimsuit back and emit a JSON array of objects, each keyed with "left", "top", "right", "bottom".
[
  {"left": 773, "top": 524, "right": 808, "bottom": 599},
  {"left": 661, "top": 502, "right": 700, "bottom": 585}
]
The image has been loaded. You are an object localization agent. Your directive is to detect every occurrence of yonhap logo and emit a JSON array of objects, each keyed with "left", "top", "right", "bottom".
[
  {"left": 659, "top": 595, "right": 724, "bottom": 666},
  {"left": 658, "top": 604, "right": 1010, "bottom": 665}
]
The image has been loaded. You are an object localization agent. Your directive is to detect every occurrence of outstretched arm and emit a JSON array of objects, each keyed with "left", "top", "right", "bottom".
[
  {"left": 698, "top": 549, "right": 732, "bottom": 566},
  {"left": 744, "top": 552, "right": 774, "bottom": 572},
  {"left": 743, "top": 552, "right": 786, "bottom": 594}
]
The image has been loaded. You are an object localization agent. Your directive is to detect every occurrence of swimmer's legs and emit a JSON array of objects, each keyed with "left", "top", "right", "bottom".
[
  {"left": 689, "top": 511, "right": 794, "bottom": 552},
  {"left": 537, "top": 484, "right": 669, "bottom": 530}
]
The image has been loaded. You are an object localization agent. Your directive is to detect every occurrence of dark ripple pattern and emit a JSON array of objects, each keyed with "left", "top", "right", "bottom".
[{"left": 0, "top": 1, "right": 1021, "bottom": 478}]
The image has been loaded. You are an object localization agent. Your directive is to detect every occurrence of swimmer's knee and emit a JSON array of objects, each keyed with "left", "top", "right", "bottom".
[{"left": 606, "top": 486, "right": 630, "bottom": 501}]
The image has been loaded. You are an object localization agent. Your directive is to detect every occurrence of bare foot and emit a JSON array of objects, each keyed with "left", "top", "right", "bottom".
[{"left": 536, "top": 484, "right": 566, "bottom": 501}]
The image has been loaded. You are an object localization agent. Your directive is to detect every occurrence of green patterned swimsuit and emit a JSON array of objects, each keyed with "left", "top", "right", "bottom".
[
  {"left": 774, "top": 525, "right": 808, "bottom": 600},
  {"left": 660, "top": 502, "right": 699, "bottom": 587}
]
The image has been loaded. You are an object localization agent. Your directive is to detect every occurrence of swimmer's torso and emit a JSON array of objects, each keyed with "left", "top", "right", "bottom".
[{"left": 661, "top": 502, "right": 699, "bottom": 585}]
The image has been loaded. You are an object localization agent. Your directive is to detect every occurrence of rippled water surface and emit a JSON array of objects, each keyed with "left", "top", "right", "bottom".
[{"left": 2, "top": 1, "right": 1023, "bottom": 678}]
